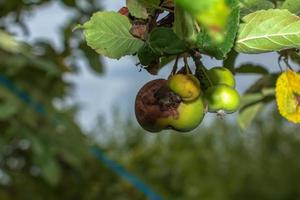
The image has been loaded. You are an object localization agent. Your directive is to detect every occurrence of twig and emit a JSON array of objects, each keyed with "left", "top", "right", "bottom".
[
  {"left": 183, "top": 55, "right": 191, "bottom": 74},
  {"left": 171, "top": 56, "right": 179, "bottom": 76},
  {"left": 191, "top": 51, "right": 212, "bottom": 89},
  {"left": 278, "top": 50, "right": 295, "bottom": 71},
  {"left": 148, "top": 10, "right": 160, "bottom": 32}
]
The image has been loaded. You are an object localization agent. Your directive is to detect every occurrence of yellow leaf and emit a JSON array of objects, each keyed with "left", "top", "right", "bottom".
[{"left": 276, "top": 70, "right": 300, "bottom": 123}]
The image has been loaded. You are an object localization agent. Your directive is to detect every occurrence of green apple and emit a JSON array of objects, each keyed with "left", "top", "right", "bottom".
[
  {"left": 205, "top": 84, "right": 240, "bottom": 114},
  {"left": 168, "top": 74, "right": 201, "bottom": 102},
  {"left": 207, "top": 67, "right": 235, "bottom": 88},
  {"left": 156, "top": 97, "right": 205, "bottom": 132},
  {"left": 135, "top": 79, "right": 205, "bottom": 132}
]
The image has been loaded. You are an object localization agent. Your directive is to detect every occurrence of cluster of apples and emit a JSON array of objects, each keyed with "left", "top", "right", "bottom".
[
  {"left": 205, "top": 67, "right": 240, "bottom": 115},
  {"left": 135, "top": 67, "right": 240, "bottom": 133}
]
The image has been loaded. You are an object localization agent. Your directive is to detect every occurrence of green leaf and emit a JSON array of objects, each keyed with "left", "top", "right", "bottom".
[
  {"left": 238, "top": 102, "right": 264, "bottom": 129},
  {"left": 137, "top": 45, "right": 175, "bottom": 74},
  {"left": 160, "top": 56, "right": 176, "bottom": 68},
  {"left": 81, "top": 11, "right": 144, "bottom": 59},
  {"left": 30, "top": 136, "right": 62, "bottom": 186},
  {"left": 239, "top": 0, "right": 274, "bottom": 17},
  {"left": 197, "top": 0, "right": 240, "bottom": 59},
  {"left": 0, "top": 103, "right": 18, "bottom": 120},
  {"left": 148, "top": 27, "right": 188, "bottom": 55},
  {"left": 245, "top": 74, "right": 278, "bottom": 93},
  {"left": 79, "top": 42, "right": 104, "bottom": 74},
  {"left": 239, "top": 92, "right": 266, "bottom": 108},
  {"left": 127, "top": 0, "right": 148, "bottom": 19},
  {"left": 223, "top": 49, "right": 238, "bottom": 73},
  {"left": 173, "top": 5, "right": 198, "bottom": 46},
  {"left": 238, "top": 88, "right": 275, "bottom": 130},
  {"left": 175, "top": 0, "right": 220, "bottom": 15},
  {"left": 235, "top": 63, "right": 269, "bottom": 74},
  {"left": 0, "top": 30, "right": 25, "bottom": 53},
  {"left": 281, "top": 0, "right": 300, "bottom": 14},
  {"left": 62, "top": 0, "right": 76, "bottom": 7},
  {"left": 238, "top": 74, "right": 277, "bottom": 129},
  {"left": 137, "top": 44, "right": 159, "bottom": 66},
  {"left": 138, "top": 0, "right": 160, "bottom": 9},
  {"left": 0, "top": 88, "right": 19, "bottom": 120},
  {"left": 147, "top": 56, "right": 176, "bottom": 75},
  {"left": 40, "top": 158, "right": 62, "bottom": 186},
  {"left": 235, "top": 9, "right": 300, "bottom": 54},
  {"left": 137, "top": 28, "right": 187, "bottom": 71}
]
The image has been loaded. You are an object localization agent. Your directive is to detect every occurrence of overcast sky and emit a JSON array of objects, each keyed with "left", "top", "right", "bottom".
[{"left": 10, "top": 1, "right": 280, "bottom": 131}]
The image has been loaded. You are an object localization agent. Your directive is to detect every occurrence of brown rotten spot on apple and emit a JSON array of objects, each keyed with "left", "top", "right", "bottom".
[
  {"left": 135, "top": 77, "right": 205, "bottom": 133},
  {"left": 135, "top": 79, "right": 182, "bottom": 132}
]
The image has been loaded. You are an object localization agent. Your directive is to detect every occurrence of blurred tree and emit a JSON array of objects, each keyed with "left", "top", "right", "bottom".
[
  {"left": 95, "top": 110, "right": 300, "bottom": 200},
  {"left": 0, "top": 1, "right": 300, "bottom": 200},
  {"left": 0, "top": 0, "right": 108, "bottom": 199},
  {"left": 0, "top": 1, "right": 155, "bottom": 199}
]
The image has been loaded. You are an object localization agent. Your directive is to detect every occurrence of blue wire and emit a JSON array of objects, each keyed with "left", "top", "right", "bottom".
[
  {"left": 0, "top": 74, "right": 163, "bottom": 200},
  {"left": 90, "top": 147, "right": 163, "bottom": 200}
]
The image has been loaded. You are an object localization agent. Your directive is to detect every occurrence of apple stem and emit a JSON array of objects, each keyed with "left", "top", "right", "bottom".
[
  {"left": 217, "top": 110, "right": 226, "bottom": 119},
  {"left": 183, "top": 55, "right": 192, "bottom": 74},
  {"left": 204, "top": 103, "right": 209, "bottom": 113},
  {"left": 191, "top": 51, "right": 213, "bottom": 90},
  {"left": 170, "top": 56, "right": 179, "bottom": 77},
  {"left": 278, "top": 50, "right": 296, "bottom": 72}
]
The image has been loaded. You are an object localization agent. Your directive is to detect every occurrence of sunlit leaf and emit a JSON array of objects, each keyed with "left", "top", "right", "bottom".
[
  {"left": 79, "top": 11, "right": 144, "bottom": 59},
  {"left": 127, "top": 0, "right": 148, "bottom": 19},
  {"left": 236, "top": 9, "right": 300, "bottom": 54},
  {"left": 0, "top": 30, "right": 25, "bottom": 53}
]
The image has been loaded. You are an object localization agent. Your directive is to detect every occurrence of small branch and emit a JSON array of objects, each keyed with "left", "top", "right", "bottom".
[
  {"left": 191, "top": 51, "right": 212, "bottom": 89},
  {"left": 148, "top": 0, "right": 174, "bottom": 32},
  {"left": 277, "top": 56, "right": 284, "bottom": 72},
  {"left": 284, "top": 58, "right": 294, "bottom": 71},
  {"left": 183, "top": 55, "right": 191, "bottom": 74},
  {"left": 194, "top": 21, "right": 201, "bottom": 33},
  {"left": 278, "top": 49, "right": 296, "bottom": 71},
  {"left": 171, "top": 56, "right": 179, "bottom": 76},
  {"left": 148, "top": 9, "right": 161, "bottom": 32}
]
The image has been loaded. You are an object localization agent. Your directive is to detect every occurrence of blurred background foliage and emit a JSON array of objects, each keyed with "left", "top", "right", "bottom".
[
  {"left": 0, "top": 0, "right": 299, "bottom": 200},
  {"left": 96, "top": 111, "right": 300, "bottom": 200}
]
